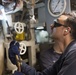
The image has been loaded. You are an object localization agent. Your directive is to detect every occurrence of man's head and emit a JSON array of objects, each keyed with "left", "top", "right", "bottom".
[{"left": 51, "top": 12, "right": 76, "bottom": 41}]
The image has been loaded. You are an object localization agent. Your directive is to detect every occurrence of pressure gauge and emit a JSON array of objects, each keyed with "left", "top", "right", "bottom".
[{"left": 47, "top": 0, "right": 66, "bottom": 17}]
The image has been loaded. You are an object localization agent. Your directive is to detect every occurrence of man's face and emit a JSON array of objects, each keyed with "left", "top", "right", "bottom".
[{"left": 51, "top": 15, "right": 68, "bottom": 40}]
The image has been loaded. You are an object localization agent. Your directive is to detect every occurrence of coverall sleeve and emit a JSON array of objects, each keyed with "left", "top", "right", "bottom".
[
  {"left": 21, "top": 49, "right": 76, "bottom": 75},
  {"left": 21, "top": 60, "right": 59, "bottom": 75},
  {"left": 58, "top": 50, "right": 76, "bottom": 75}
]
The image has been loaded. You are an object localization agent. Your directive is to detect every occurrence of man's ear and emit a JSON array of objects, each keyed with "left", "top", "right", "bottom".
[
  {"left": 67, "top": 27, "right": 71, "bottom": 33},
  {"left": 64, "top": 27, "right": 71, "bottom": 35}
]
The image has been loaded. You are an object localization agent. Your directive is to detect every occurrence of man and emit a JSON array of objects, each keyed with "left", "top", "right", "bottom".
[{"left": 9, "top": 12, "right": 76, "bottom": 75}]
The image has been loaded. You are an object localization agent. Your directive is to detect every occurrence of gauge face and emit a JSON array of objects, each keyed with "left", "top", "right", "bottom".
[{"left": 47, "top": 0, "right": 66, "bottom": 17}]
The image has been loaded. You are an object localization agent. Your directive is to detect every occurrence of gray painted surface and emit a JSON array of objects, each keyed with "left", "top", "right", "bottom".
[
  {"left": 38, "top": 6, "right": 45, "bottom": 23},
  {"left": 36, "top": 3, "right": 45, "bottom": 23}
]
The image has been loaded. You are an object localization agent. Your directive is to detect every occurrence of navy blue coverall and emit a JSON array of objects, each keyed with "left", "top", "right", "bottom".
[{"left": 21, "top": 40, "right": 76, "bottom": 75}]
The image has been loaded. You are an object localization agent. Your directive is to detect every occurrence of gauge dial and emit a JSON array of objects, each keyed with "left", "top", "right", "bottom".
[{"left": 47, "top": 0, "right": 66, "bottom": 17}]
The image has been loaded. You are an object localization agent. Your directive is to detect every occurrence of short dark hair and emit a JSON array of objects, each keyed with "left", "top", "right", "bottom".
[{"left": 64, "top": 12, "right": 76, "bottom": 39}]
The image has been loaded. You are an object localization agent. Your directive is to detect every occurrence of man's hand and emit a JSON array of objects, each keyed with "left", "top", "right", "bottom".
[{"left": 16, "top": 55, "right": 22, "bottom": 72}]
